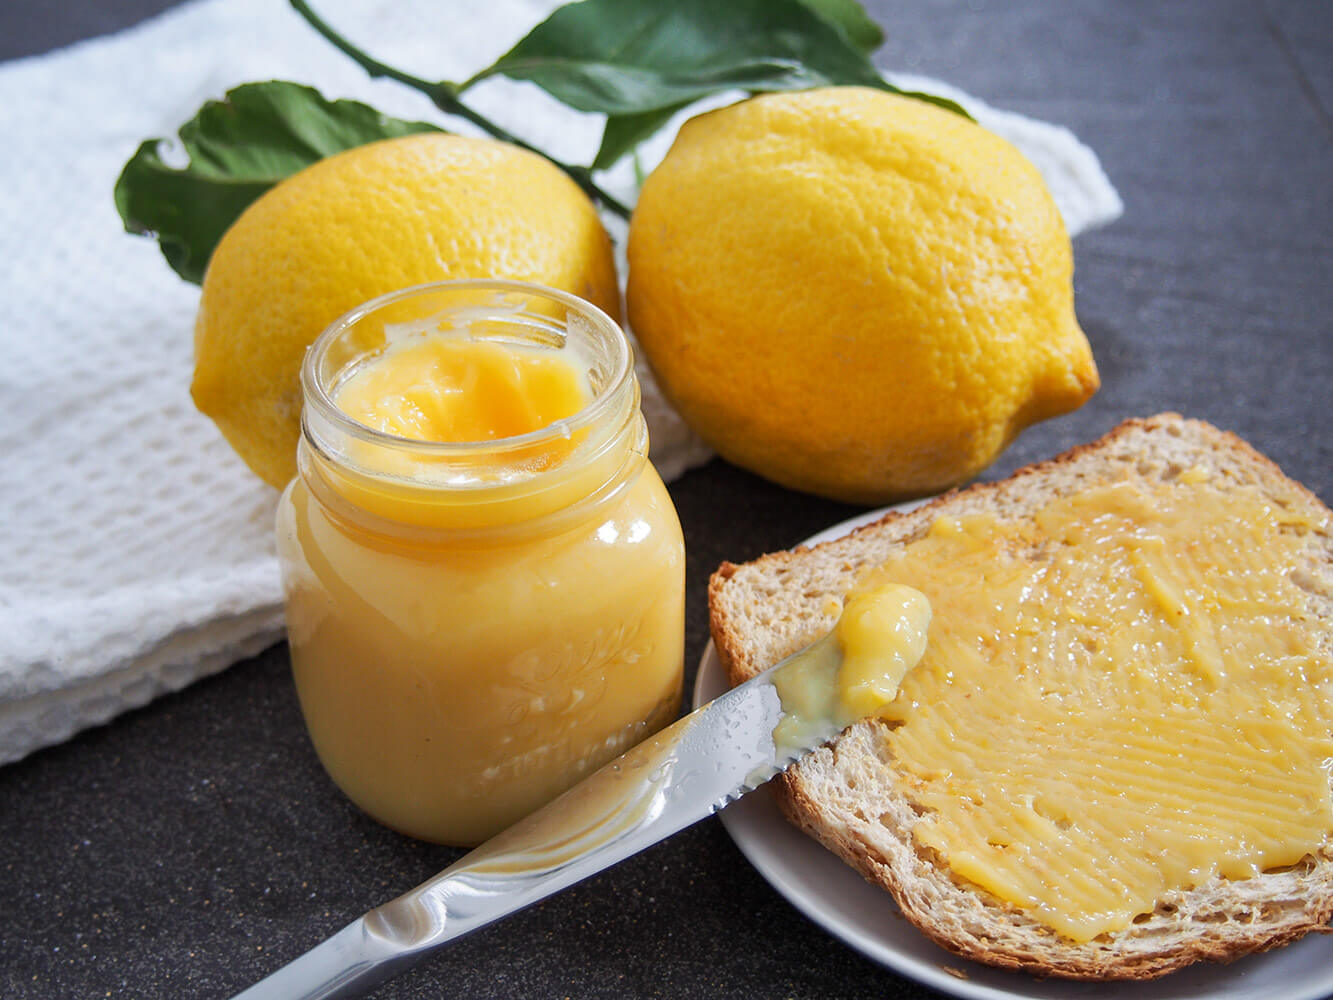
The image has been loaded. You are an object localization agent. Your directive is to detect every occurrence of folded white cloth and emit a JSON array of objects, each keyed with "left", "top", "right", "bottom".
[{"left": 0, "top": 0, "right": 1122, "bottom": 765}]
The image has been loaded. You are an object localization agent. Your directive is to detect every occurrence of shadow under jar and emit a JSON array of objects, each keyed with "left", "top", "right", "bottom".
[{"left": 275, "top": 280, "right": 685, "bottom": 846}]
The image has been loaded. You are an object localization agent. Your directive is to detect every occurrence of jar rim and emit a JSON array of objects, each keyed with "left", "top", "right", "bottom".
[{"left": 301, "top": 278, "right": 633, "bottom": 459}]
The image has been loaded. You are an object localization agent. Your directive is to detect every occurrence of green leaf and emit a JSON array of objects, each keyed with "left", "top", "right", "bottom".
[
  {"left": 894, "top": 87, "right": 972, "bottom": 120},
  {"left": 796, "top": 0, "right": 885, "bottom": 53},
  {"left": 592, "top": 103, "right": 689, "bottom": 171},
  {"left": 113, "top": 80, "right": 443, "bottom": 284},
  {"left": 477, "top": 0, "right": 968, "bottom": 172},
  {"left": 475, "top": 0, "right": 888, "bottom": 116}
]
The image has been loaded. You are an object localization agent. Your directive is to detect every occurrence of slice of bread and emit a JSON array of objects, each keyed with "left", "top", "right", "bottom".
[{"left": 709, "top": 414, "right": 1333, "bottom": 980}]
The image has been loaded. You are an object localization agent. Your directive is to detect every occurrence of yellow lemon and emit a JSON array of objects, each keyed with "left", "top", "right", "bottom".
[
  {"left": 626, "top": 87, "right": 1098, "bottom": 503},
  {"left": 192, "top": 134, "right": 620, "bottom": 489}
]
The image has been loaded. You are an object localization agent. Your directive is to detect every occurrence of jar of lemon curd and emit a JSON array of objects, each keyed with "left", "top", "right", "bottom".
[{"left": 275, "top": 281, "right": 685, "bottom": 846}]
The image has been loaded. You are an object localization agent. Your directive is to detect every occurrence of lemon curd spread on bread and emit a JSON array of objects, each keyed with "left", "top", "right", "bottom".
[
  {"left": 710, "top": 416, "right": 1333, "bottom": 978},
  {"left": 857, "top": 470, "right": 1332, "bottom": 942},
  {"left": 770, "top": 584, "right": 931, "bottom": 757}
]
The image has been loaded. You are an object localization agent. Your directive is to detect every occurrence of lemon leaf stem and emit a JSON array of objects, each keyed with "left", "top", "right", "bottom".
[{"left": 289, "top": 0, "right": 632, "bottom": 219}]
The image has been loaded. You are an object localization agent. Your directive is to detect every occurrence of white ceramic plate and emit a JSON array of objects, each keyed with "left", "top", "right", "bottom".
[{"left": 694, "top": 504, "right": 1333, "bottom": 1000}]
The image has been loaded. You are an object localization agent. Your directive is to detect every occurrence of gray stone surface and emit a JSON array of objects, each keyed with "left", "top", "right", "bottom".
[{"left": 1, "top": 2, "right": 1329, "bottom": 998}]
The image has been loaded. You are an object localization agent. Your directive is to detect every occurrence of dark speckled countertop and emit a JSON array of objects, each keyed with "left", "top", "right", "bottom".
[{"left": 2, "top": 2, "right": 1330, "bottom": 998}]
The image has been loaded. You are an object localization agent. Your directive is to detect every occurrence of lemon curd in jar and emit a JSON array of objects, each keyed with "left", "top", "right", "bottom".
[{"left": 275, "top": 281, "right": 685, "bottom": 846}]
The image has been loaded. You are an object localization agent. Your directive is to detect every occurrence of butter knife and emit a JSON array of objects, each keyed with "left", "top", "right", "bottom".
[{"left": 231, "top": 642, "right": 847, "bottom": 1000}]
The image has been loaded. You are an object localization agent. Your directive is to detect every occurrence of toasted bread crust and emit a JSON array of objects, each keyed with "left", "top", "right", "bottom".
[{"left": 709, "top": 414, "right": 1333, "bottom": 980}]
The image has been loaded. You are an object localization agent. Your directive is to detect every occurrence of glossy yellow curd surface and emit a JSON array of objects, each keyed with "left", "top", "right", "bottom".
[
  {"left": 862, "top": 473, "right": 1332, "bottom": 942},
  {"left": 333, "top": 334, "right": 591, "bottom": 444},
  {"left": 277, "top": 328, "right": 684, "bottom": 846},
  {"left": 771, "top": 584, "right": 931, "bottom": 756}
]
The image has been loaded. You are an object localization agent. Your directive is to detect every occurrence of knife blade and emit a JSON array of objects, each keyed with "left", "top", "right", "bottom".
[
  {"left": 231, "top": 581, "right": 933, "bottom": 999},
  {"left": 230, "top": 636, "right": 853, "bottom": 1000}
]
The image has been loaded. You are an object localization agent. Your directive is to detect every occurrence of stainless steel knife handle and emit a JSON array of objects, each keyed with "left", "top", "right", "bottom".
[{"left": 233, "top": 663, "right": 818, "bottom": 1000}]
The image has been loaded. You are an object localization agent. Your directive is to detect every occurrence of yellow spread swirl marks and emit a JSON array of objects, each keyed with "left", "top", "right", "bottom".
[{"left": 863, "top": 475, "right": 1331, "bottom": 942}]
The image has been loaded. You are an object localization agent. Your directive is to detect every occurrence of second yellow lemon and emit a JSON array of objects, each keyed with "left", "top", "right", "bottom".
[
  {"left": 626, "top": 87, "right": 1099, "bottom": 504},
  {"left": 192, "top": 134, "right": 620, "bottom": 489}
]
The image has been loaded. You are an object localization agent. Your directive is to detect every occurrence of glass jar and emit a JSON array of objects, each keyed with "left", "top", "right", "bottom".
[{"left": 275, "top": 280, "right": 685, "bottom": 846}]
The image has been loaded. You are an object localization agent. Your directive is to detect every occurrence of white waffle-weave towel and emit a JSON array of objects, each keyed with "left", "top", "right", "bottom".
[{"left": 0, "top": 0, "right": 1122, "bottom": 765}]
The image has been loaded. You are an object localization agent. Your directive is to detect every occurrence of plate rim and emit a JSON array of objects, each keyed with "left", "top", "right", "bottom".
[{"left": 694, "top": 503, "right": 1333, "bottom": 1000}]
